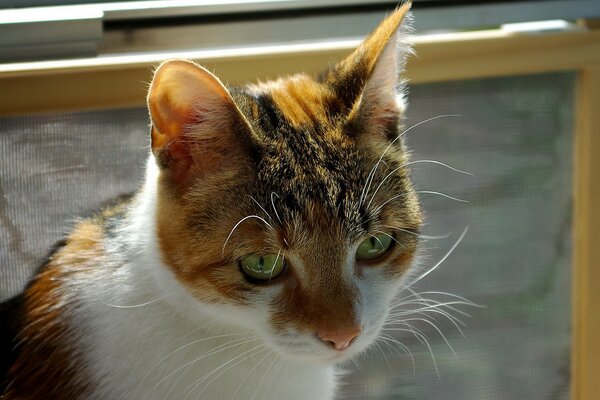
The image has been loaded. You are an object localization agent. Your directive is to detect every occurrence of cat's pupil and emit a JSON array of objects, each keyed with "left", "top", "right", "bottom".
[
  {"left": 370, "top": 237, "right": 380, "bottom": 250},
  {"left": 258, "top": 256, "right": 265, "bottom": 271}
]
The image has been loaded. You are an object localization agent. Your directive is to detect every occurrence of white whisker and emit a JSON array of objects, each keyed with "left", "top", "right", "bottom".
[
  {"left": 401, "top": 226, "right": 469, "bottom": 291},
  {"left": 395, "top": 289, "right": 481, "bottom": 307},
  {"left": 270, "top": 250, "right": 282, "bottom": 279},
  {"left": 144, "top": 338, "right": 259, "bottom": 400},
  {"left": 379, "top": 333, "right": 415, "bottom": 373},
  {"left": 388, "top": 301, "right": 469, "bottom": 323},
  {"left": 365, "top": 165, "right": 405, "bottom": 210},
  {"left": 366, "top": 159, "right": 471, "bottom": 211},
  {"left": 389, "top": 306, "right": 468, "bottom": 329},
  {"left": 260, "top": 357, "right": 283, "bottom": 400},
  {"left": 182, "top": 344, "right": 266, "bottom": 400},
  {"left": 270, "top": 192, "right": 283, "bottom": 225},
  {"left": 231, "top": 350, "right": 272, "bottom": 400},
  {"left": 249, "top": 355, "right": 280, "bottom": 400},
  {"left": 371, "top": 193, "right": 404, "bottom": 213},
  {"left": 390, "top": 300, "right": 475, "bottom": 318},
  {"left": 101, "top": 287, "right": 186, "bottom": 309},
  {"left": 142, "top": 332, "right": 251, "bottom": 384},
  {"left": 351, "top": 357, "right": 365, "bottom": 374},
  {"left": 359, "top": 114, "right": 462, "bottom": 207},
  {"left": 249, "top": 196, "right": 272, "bottom": 221},
  {"left": 375, "top": 230, "right": 404, "bottom": 246},
  {"left": 373, "top": 339, "right": 392, "bottom": 370},
  {"left": 405, "top": 159, "right": 473, "bottom": 176},
  {"left": 382, "top": 225, "right": 451, "bottom": 240},
  {"left": 386, "top": 322, "right": 440, "bottom": 378},
  {"left": 222, "top": 215, "right": 274, "bottom": 258},
  {"left": 359, "top": 161, "right": 380, "bottom": 207},
  {"left": 417, "top": 190, "right": 469, "bottom": 203},
  {"left": 401, "top": 317, "right": 457, "bottom": 357}
]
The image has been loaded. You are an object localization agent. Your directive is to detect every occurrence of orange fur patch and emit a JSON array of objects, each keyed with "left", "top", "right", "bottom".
[{"left": 267, "top": 76, "right": 336, "bottom": 129}]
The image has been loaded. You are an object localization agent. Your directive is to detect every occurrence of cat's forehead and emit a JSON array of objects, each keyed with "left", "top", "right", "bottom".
[
  {"left": 234, "top": 76, "right": 367, "bottom": 225},
  {"left": 245, "top": 75, "right": 347, "bottom": 131}
]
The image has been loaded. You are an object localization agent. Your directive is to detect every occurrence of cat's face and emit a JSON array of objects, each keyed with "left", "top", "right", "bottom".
[{"left": 147, "top": 4, "right": 420, "bottom": 364}]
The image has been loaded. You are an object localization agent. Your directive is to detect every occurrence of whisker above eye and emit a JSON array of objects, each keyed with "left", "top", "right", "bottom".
[
  {"left": 381, "top": 225, "right": 451, "bottom": 240},
  {"left": 416, "top": 190, "right": 469, "bottom": 203},
  {"left": 222, "top": 215, "right": 275, "bottom": 258},
  {"left": 270, "top": 192, "right": 283, "bottom": 225},
  {"left": 249, "top": 195, "right": 273, "bottom": 221},
  {"left": 270, "top": 250, "right": 282, "bottom": 279},
  {"left": 404, "top": 159, "right": 473, "bottom": 176},
  {"left": 365, "top": 159, "right": 471, "bottom": 211},
  {"left": 374, "top": 230, "right": 406, "bottom": 249},
  {"left": 358, "top": 114, "right": 462, "bottom": 208},
  {"left": 365, "top": 165, "right": 406, "bottom": 210},
  {"left": 358, "top": 161, "right": 380, "bottom": 207}
]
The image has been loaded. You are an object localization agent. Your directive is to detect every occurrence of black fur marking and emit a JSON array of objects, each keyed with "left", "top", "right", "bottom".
[
  {"left": 0, "top": 237, "right": 67, "bottom": 395},
  {"left": 252, "top": 93, "right": 283, "bottom": 135},
  {"left": 320, "top": 58, "right": 369, "bottom": 114},
  {"left": 0, "top": 294, "right": 24, "bottom": 395}
]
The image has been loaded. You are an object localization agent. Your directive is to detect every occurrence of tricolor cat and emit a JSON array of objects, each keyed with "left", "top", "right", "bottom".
[{"left": 1, "top": 3, "right": 423, "bottom": 399}]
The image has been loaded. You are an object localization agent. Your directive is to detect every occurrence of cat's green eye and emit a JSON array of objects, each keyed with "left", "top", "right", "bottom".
[
  {"left": 240, "top": 254, "right": 284, "bottom": 281},
  {"left": 356, "top": 234, "right": 393, "bottom": 261}
]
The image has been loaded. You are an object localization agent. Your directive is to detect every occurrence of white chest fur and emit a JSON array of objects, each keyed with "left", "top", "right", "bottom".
[{"left": 79, "top": 291, "right": 336, "bottom": 400}]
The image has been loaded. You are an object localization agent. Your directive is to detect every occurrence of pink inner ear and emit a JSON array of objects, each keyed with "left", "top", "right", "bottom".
[
  {"left": 147, "top": 60, "right": 251, "bottom": 185},
  {"left": 150, "top": 100, "right": 189, "bottom": 146}
]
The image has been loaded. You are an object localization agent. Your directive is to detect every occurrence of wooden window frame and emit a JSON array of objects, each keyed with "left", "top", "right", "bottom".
[{"left": 0, "top": 25, "right": 599, "bottom": 400}]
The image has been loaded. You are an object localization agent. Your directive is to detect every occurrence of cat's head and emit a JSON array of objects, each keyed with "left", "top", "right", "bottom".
[{"left": 146, "top": 2, "right": 420, "bottom": 364}]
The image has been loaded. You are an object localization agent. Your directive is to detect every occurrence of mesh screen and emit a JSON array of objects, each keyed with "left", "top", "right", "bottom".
[
  {"left": 0, "top": 72, "right": 574, "bottom": 399},
  {"left": 0, "top": 108, "right": 150, "bottom": 296},
  {"left": 343, "top": 73, "right": 574, "bottom": 400}
]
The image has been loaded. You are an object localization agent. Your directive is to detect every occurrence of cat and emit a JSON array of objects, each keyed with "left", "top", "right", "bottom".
[{"left": 0, "top": 3, "right": 422, "bottom": 399}]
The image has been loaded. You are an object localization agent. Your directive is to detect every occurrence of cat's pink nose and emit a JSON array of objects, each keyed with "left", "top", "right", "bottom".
[{"left": 317, "top": 327, "right": 362, "bottom": 351}]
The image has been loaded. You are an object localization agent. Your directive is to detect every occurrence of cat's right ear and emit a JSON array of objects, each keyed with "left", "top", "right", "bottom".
[{"left": 148, "top": 60, "right": 253, "bottom": 185}]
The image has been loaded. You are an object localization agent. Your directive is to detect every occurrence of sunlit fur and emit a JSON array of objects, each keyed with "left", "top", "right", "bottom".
[{"left": 1, "top": 3, "right": 424, "bottom": 399}]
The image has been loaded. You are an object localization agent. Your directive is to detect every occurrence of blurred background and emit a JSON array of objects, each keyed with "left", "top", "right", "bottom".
[{"left": 1, "top": 1, "right": 599, "bottom": 399}]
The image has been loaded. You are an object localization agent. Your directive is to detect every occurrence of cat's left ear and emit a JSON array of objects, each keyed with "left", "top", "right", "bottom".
[{"left": 324, "top": 2, "right": 413, "bottom": 136}]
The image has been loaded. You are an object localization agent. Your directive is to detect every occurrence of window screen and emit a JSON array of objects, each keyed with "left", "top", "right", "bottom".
[
  {"left": 344, "top": 72, "right": 574, "bottom": 399},
  {"left": 0, "top": 72, "right": 574, "bottom": 399}
]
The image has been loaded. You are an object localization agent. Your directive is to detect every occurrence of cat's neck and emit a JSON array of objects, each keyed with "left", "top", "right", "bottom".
[{"left": 75, "top": 157, "right": 337, "bottom": 400}]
